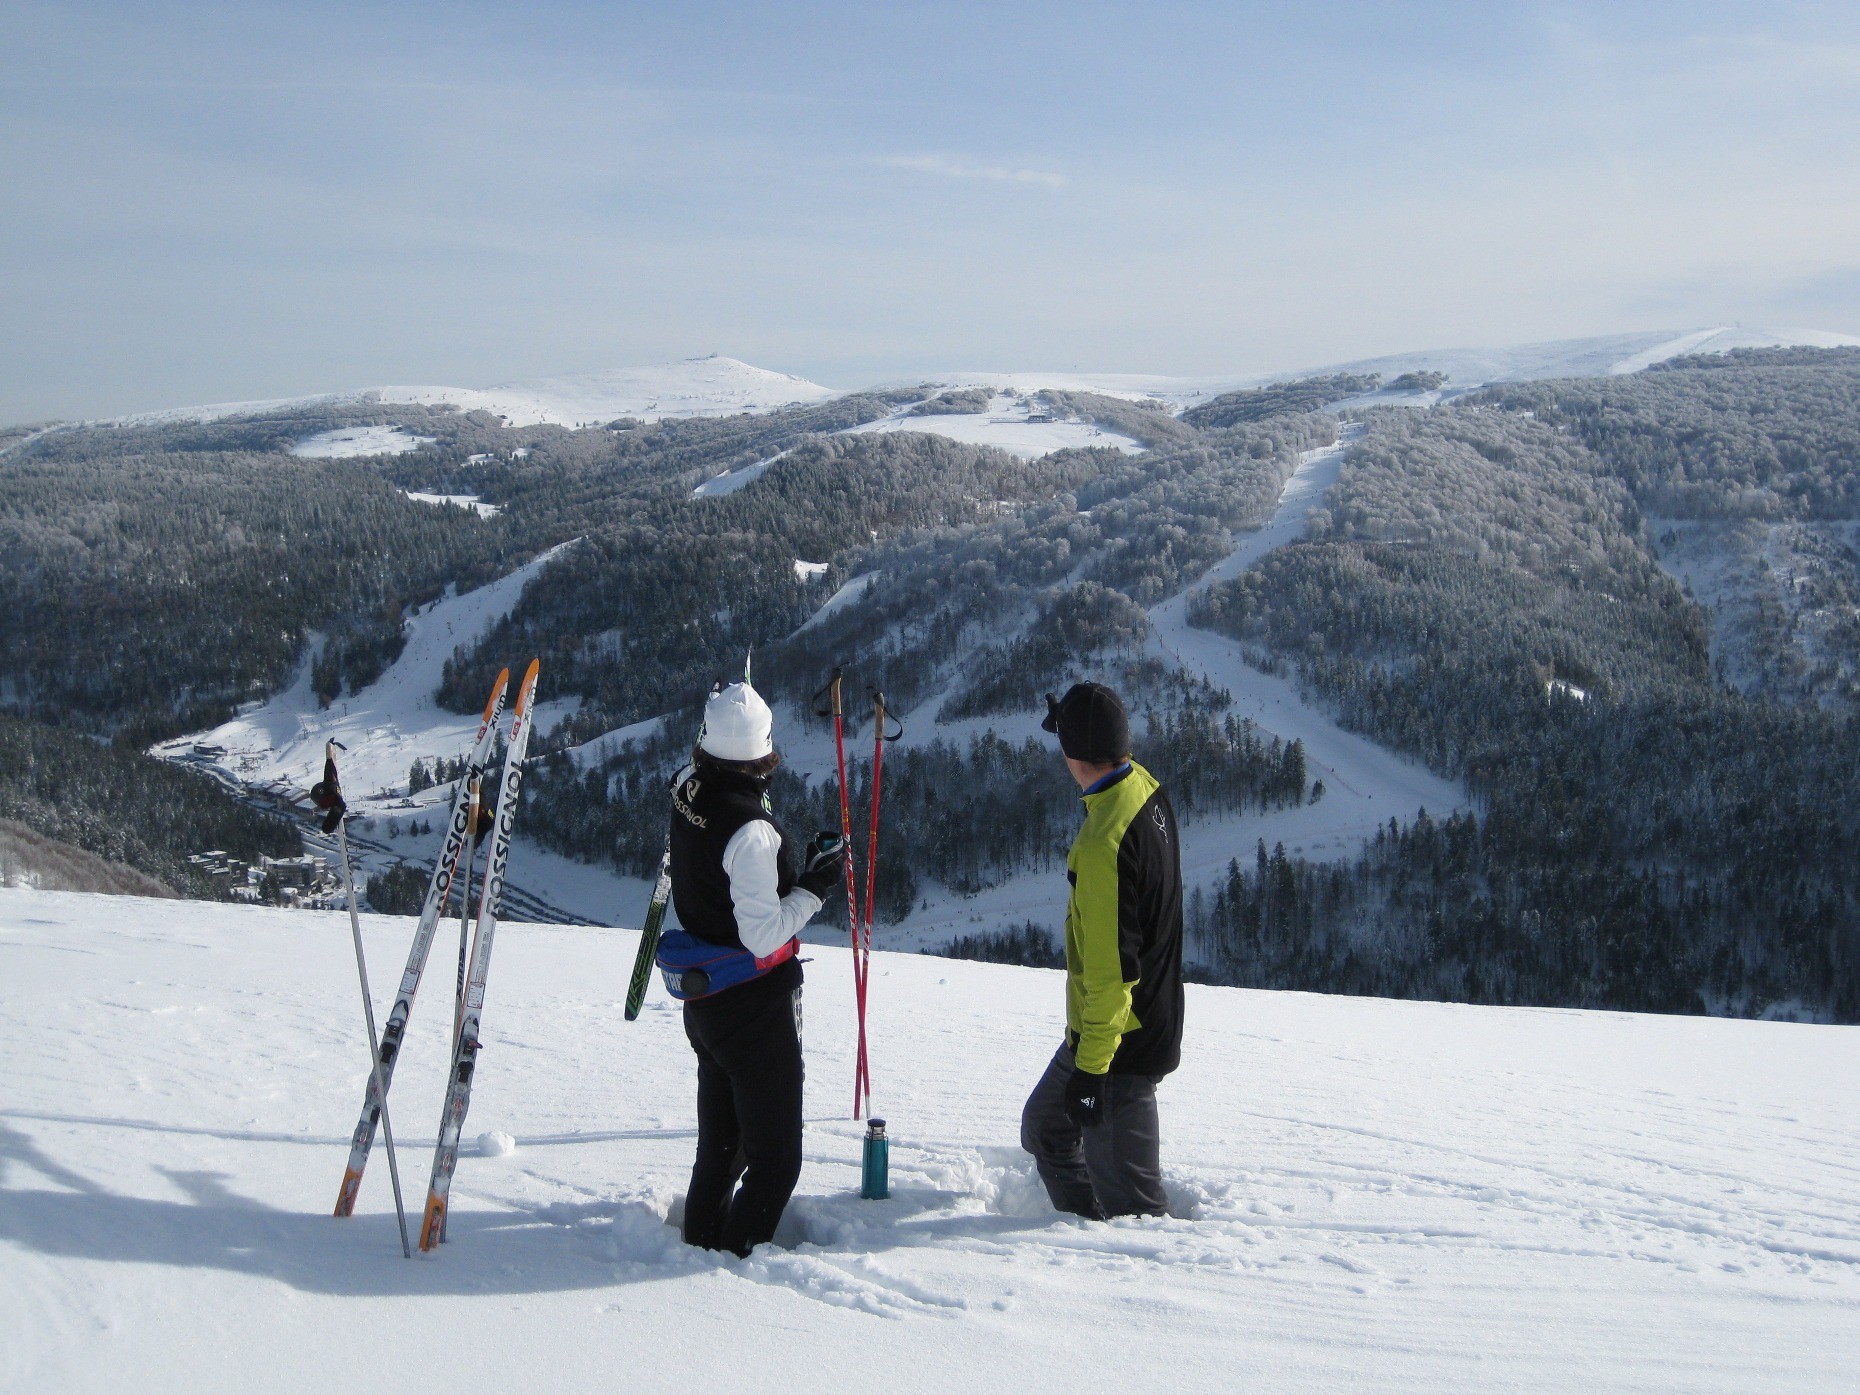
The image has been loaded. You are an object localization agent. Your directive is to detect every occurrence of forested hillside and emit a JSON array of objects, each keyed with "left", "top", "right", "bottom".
[
  {"left": 0, "top": 717, "right": 298, "bottom": 896},
  {"left": 511, "top": 405, "right": 1336, "bottom": 909},
  {"left": 0, "top": 394, "right": 909, "bottom": 744},
  {"left": 1478, "top": 347, "right": 1860, "bottom": 518},
  {"left": 6, "top": 351, "right": 1857, "bottom": 1020},
  {"left": 1187, "top": 359, "right": 1860, "bottom": 1021},
  {"left": 0, "top": 418, "right": 514, "bottom": 741}
]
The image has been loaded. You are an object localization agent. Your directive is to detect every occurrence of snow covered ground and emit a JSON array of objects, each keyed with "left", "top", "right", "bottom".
[
  {"left": 2, "top": 887, "right": 1855, "bottom": 1394},
  {"left": 291, "top": 425, "right": 435, "bottom": 458},
  {"left": 871, "top": 370, "right": 1244, "bottom": 412},
  {"left": 691, "top": 452, "right": 787, "bottom": 497},
  {"left": 1297, "top": 324, "right": 1860, "bottom": 394},
  {"left": 400, "top": 491, "right": 503, "bottom": 518},
  {"left": 1648, "top": 515, "right": 1860, "bottom": 706},
  {"left": 1605, "top": 325, "right": 1860, "bottom": 375},
  {"left": 842, "top": 393, "right": 1145, "bottom": 459},
  {"left": 875, "top": 325, "right": 1860, "bottom": 419}
]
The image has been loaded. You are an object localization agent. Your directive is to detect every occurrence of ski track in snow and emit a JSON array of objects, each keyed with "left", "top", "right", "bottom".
[{"left": 1, "top": 888, "right": 1856, "bottom": 1393}]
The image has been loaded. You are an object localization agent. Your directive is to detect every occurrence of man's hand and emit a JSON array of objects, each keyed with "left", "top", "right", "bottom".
[
  {"left": 1063, "top": 1065, "right": 1106, "bottom": 1128},
  {"left": 797, "top": 831, "right": 846, "bottom": 899}
]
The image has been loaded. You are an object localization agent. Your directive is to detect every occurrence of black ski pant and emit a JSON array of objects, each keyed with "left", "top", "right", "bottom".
[
  {"left": 681, "top": 973, "right": 804, "bottom": 1256},
  {"left": 1020, "top": 1041, "right": 1168, "bottom": 1219}
]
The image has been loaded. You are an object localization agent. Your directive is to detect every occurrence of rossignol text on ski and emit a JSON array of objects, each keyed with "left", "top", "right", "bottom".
[
  {"left": 419, "top": 658, "right": 541, "bottom": 1251},
  {"left": 332, "top": 669, "right": 509, "bottom": 1218}
]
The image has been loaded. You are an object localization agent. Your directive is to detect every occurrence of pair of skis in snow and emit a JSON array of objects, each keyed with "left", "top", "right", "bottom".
[{"left": 329, "top": 659, "right": 542, "bottom": 1254}]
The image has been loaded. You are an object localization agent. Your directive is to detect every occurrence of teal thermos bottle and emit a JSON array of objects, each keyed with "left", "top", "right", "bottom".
[{"left": 860, "top": 1118, "right": 890, "bottom": 1200}]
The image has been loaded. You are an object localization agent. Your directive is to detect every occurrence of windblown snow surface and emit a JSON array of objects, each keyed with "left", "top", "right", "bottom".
[{"left": 1, "top": 888, "right": 1854, "bottom": 1394}]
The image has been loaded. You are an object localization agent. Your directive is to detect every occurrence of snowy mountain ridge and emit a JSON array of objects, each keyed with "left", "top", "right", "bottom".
[
  {"left": 103, "top": 355, "right": 840, "bottom": 431},
  {"left": 877, "top": 324, "right": 1860, "bottom": 409},
  {"left": 77, "top": 325, "right": 1859, "bottom": 435}
]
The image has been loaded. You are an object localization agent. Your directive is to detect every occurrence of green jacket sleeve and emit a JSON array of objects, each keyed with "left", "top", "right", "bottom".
[{"left": 1070, "top": 831, "right": 1137, "bottom": 1074}]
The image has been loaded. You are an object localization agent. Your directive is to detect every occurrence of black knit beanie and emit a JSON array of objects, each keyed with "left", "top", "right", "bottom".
[{"left": 1042, "top": 682, "right": 1130, "bottom": 764}]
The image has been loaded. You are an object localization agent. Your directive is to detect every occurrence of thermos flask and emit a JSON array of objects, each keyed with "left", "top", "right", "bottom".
[{"left": 860, "top": 1117, "right": 890, "bottom": 1200}]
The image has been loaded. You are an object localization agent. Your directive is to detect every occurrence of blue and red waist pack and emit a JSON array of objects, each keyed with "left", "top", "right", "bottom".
[{"left": 656, "top": 929, "right": 799, "bottom": 1001}]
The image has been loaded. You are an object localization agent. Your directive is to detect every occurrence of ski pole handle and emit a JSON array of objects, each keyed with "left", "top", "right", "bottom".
[{"left": 811, "top": 665, "right": 845, "bottom": 721}]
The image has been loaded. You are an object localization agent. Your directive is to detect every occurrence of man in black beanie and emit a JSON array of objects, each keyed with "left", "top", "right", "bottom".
[{"left": 1020, "top": 682, "right": 1184, "bottom": 1218}]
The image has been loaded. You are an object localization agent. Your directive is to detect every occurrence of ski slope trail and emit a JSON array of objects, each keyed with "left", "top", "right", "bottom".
[
  {"left": 1149, "top": 428, "right": 1466, "bottom": 861},
  {"left": 2, "top": 888, "right": 1855, "bottom": 1394},
  {"left": 154, "top": 543, "right": 580, "bottom": 806}
]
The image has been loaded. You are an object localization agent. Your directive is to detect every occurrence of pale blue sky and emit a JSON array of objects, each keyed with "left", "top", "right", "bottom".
[{"left": 3, "top": 1, "right": 1858, "bottom": 420}]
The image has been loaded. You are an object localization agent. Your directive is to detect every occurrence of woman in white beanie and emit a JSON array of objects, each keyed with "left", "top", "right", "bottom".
[{"left": 665, "top": 681, "right": 844, "bottom": 1255}]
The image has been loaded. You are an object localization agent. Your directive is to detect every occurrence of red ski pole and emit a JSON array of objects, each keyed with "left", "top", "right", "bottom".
[
  {"left": 813, "top": 668, "right": 868, "bottom": 1119},
  {"left": 856, "top": 690, "right": 901, "bottom": 1120}
]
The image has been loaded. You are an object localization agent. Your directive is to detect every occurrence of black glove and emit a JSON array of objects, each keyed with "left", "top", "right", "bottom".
[
  {"left": 309, "top": 753, "right": 347, "bottom": 835},
  {"left": 796, "top": 831, "right": 846, "bottom": 899},
  {"left": 1063, "top": 1065, "right": 1106, "bottom": 1128}
]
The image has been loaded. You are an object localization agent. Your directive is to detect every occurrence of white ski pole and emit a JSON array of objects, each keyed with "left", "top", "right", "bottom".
[{"left": 326, "top": 742, "right": 413, "bottom": 1258}]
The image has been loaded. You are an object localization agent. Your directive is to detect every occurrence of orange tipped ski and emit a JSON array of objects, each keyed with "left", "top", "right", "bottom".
[
  {"left": 331, "top": 667, "right": 509, "bottom": 1218},
  {"left": 420, "top": 658, "right": 541, "bottom": 1251},
  {"left": 420, "top": 1195, "right": 448, "bottom": 1251}
]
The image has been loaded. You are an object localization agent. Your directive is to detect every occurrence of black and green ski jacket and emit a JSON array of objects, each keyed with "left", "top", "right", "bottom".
[{"left": 1064, "top": 759, "right": 1184, "bottom": 1077}]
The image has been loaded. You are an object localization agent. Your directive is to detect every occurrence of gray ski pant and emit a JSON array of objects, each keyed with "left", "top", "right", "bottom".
[{"left": 1020, "top": 1041, "right": 1168, "bottom": 1219}]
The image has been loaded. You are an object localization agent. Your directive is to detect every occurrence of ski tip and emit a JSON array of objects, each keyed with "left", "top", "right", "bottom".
[
  {"left": 510, "top": 658, "right": 541, "bottom": 718},
  {"left": 483, "top": 668, "right": 512, "bottom": 720},
  {"left": 419, "top": 1199, "right": 447, "bottom": 1252}
]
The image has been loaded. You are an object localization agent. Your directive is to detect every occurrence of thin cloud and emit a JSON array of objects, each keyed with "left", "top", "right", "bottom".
[{"left": 876, "top": 154, "right": 1066, "bottom": 189}]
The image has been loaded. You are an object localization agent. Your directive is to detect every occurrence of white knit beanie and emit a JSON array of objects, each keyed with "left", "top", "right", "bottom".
[{"left": 700, "top": 682, "right": 775, "bottom": 762}]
